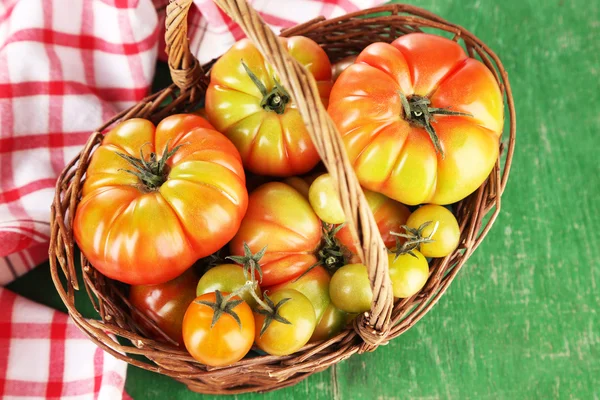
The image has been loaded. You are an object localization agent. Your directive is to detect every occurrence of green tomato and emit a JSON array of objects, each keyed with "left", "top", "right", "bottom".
[
  {"left": 310, "top": 303, "right": 347, "bottom": 342},
  {"left": 308, "top": 173, "right": 345, "bottom": 224},
  {"left": 406, "top": 205, "right": 460, "bottom": 258},
  {"left": 329, "top": 263, "right": 372, "bottom": 313},
  {"left": 255, "top": 289, "right": 316, "bottom": 356},
  {"left": 196, "top": 264, "right": 261, "bottom": 308},
  {"left": 268, "top": 266, "right": 331, "bottom": 322},
  {"left": 388, "top": 251, "right": 429, "bottom": 298}
]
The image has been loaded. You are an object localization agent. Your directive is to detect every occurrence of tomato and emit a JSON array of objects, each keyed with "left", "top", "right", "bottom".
[
  {"left": 196, "top": 264, "right": 261, "bottom": 308},
  {"left": 310, "top": 303, "right": 347, "bottom": 342},
  {"left": 282, "top": 176, "right": 311, "bottom": 199},
  {"left": 388, "top": 252, "right": 429, "bottom": 298},
  {"left": 406, "top": 205, "right": 460, "bottom": 258},
  {"left": 268, "top": 266, "right": 331, "bottom": 322},
  {"left": 129, "top": 268, "right": 198, "bottom": 345},
  {"left": 254, "top": 289, "right": 316, "bottom": 356},
  {"left": 230, "top": 182, "right": 322, "bottom": 287},
  {"left": 182, "top": 292, "right": 255, "bottom": 366},
  {"left": 308, "top": 174, "right": 346, "bottom": 224},
  {"left": 329, "top": 264, "right": 372, "bottom": 313},
  {"left": 328, "top": 33, "right": 503, "bottom": 205},
  {"left": 335, "top": 189, "right": 411, "bottom": 253},
  {"left": 74, "top": 115, "right": 248, "bottom": 285},
  {"left": 206, "top": 37, "right": 332, "bottom": 177}
]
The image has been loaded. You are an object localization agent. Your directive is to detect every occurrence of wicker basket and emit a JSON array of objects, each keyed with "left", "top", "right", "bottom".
[{"left": 49, "top": 0, "right": 516, "bottom": 394}]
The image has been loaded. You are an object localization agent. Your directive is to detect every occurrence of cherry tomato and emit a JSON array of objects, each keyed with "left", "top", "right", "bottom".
[
  {"left": 182, "top": 292, "right": 255, "bottom": 366},
  {"left": 388, "top": 251, "right": 429, "bottom": 298},
  {"left": 328, "top": 33, "right": 503, "bottom": 205},
  {"left": 310, "top": 303, "right": 347, "bottom": 342},
  {"left": 230, "top": 182, "right": 322, "bottom": 286},
  {"left": 196, "top": 264, "right": 261, "bottom": 308},
  {"left": 74, "top": 115, "right": 248, "bottom": 284},
  {"left": 268, "top": 266, "right": 331, "bottom": 322},
  {"left": 308, "top": 174, "right": 346, "bottom": 224},
  {"left": 329, "top": 263, "right": 372, "bottom": 313},
  {"left": 406, "top": 205, "right": 460, "bottom": 258},
  {"left": 129, "top": 268, "right": 198, "bottom": 345},
  {"left": 206, "top": 37, "right": 332, "bottom": 177},
  {"left": 254, "top": 289, "right": 316, "bottom": 356}
]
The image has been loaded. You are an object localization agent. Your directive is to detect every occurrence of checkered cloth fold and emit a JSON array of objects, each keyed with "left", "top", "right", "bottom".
[{"left": 0, "top": 0, "right": 383, "bottom": 398}]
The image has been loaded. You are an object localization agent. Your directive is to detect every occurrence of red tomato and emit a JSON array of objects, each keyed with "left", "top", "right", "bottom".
[
  {"left": 328, "top": 33, "right": 503, "bottom": 205},
  {"left": 74, "top": 115, "right": 248, "bottom": 285},
  {"left": 129, "top": 268, "right": 198, "bottom": 345},
  {"left": 206, "top": 37, "right": 332, "bottom": 177},
  {"left": 182, "top": 292, "right": 255, "bottom": 366},
  {"left": 230, "top": 182, "right": 322, "bottom": 287}
]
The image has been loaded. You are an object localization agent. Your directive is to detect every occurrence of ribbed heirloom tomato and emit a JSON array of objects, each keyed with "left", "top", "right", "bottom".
[
  {"left": 74, "top": 115, "right": 248, "bottom": 285},
  {"left": 328, "top": 33, "right": 504, "bottom": 205},
  {"left": 205, "top": 36, "right": 333, "bottom": 177}
]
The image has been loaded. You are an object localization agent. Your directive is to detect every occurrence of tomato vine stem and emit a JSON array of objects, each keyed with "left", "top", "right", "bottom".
[
  {"left": 398, "top": 92, "right": 472, "bottom": 158},
  {"left": 242, "top": 60, "right": 291, "bottom": 115},
  {"left": 117, "top": 140, "right": 183, "bottom": 190}
]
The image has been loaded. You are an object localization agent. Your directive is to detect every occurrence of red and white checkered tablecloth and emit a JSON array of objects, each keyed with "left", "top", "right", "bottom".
[{"left": 0, "top": 0, "right": 383, "bottom": 398}]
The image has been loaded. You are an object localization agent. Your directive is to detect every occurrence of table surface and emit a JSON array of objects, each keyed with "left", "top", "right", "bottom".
[{"left": 8, "top": 0, "right": 600, "bottom": 398}]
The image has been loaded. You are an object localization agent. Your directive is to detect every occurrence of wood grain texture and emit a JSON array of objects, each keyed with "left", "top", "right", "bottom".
[{"left": 7, "top": 0, "right": 599, "bottom": 398}]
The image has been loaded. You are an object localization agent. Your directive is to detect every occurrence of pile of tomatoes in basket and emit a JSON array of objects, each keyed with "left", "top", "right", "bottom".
[{"left": 74, "top": 33, "right": 503, "bottom": 366}]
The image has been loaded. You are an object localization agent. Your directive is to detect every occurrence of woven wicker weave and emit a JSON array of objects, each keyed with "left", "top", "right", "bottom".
[{"left": 49, "top": 0, "right": 516, "bottom": 394}]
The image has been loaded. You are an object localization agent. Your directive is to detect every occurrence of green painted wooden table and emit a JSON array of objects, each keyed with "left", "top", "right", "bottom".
[{"left": 7, "top": 0, "right": 600, "bottom": 398}]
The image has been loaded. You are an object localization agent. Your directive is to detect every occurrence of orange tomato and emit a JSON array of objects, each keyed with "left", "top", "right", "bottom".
[
  {"left": 74, "top": 115, "right": 248, "bottom": 285},
  {"left": 182, "top": 292, "right": 255, "bottom": 366},
  {"left": 328, "top": 33, "right": 503, "bottom": 205}
]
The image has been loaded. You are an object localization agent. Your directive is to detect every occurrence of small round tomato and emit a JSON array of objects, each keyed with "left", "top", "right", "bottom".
[
  {"left": 206, "top": 37, "right": 332, "bottom": 177},
  {"left": 254, "top": 289, "right": 316, "bottom": 356},
  {"left": 230, "top": 182, "right": 322, "bottom": 287},
  {"left": 268, "top": 266, "right": 330, "bottom": 322},
  {"left": 129, "top": 268, "right": 198, "bottom": 345},
  {"left": 182, "top": 292, "right": 255, "bottom": 366},
  {"left": 308, "top": 174, "right": 346, "bottom": 224},
  {"left": 406, "top": 205, "right": 460, "bottom": 258},
  {"left": 388, "top": 251, "right": 429, "bottom": 298},
  {"left": 329, "top": 264, "right": 372, "bottom": 313},
  {"left": 310, "top": 303, "right": 347, "bottom": 342},
  {"left": 196, "top": 264, "right": 261, "bottom": 308}
]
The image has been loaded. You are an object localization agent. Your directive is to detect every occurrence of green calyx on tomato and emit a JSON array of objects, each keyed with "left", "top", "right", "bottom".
[
  {"left": 226, "top": 242, "right": 267, "bottom": 283},
  {"left": 116, "top": 140, "right": 183, "bottom": 190},
  {"left": 398, "top": 93, "right": 472, "bottom": 158},
  {"left": 390, "top": 221, "right": 438, "bottom": 259},
  {"left": 241, "top": 60, "right": 290, "bottom": 115},
  {"left": 194, "top": 289, "right": 245, "bottom": 328},
  {"left": 254, "top": 292, "right": 292, "bottom": 336},
  {"left": 196, "top": 264, "right": 262, "bottom": 309},
  {"left": 317, "top": 223, "right": 348, "bottom": 272}
]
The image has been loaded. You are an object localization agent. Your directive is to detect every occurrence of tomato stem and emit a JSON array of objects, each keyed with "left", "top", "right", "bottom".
[
  {"left": 242, "top": 60, "right": 290, "bottom": 115},
  {"left": 117, "top": 140, "right": 184, "bottom": 190},
  {"left": 255, "top": 293, "right": 292, "bottom": 337},
  {"left": 317, "top": 223, "right": 349, "bottom": 273},
  {"left": 195, "top": 290, "right": 244, "bottom": 329},
  {"left": 398, "top": 93, "right": 472, "bottom": 159},
  {"left": 226, "top": 243, "right": 267, "bottom": 283},
  {"left": 390, "top": 221, "right": 439, "bottom": 259}
]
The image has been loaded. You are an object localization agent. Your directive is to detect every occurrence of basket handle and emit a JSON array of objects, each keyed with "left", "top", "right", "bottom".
[
  {"left": 165, "top": 0, "right": 394, "bottom": 349},
  {"left": 165, "top": 0, "right": 206, "bottom": 99}
]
